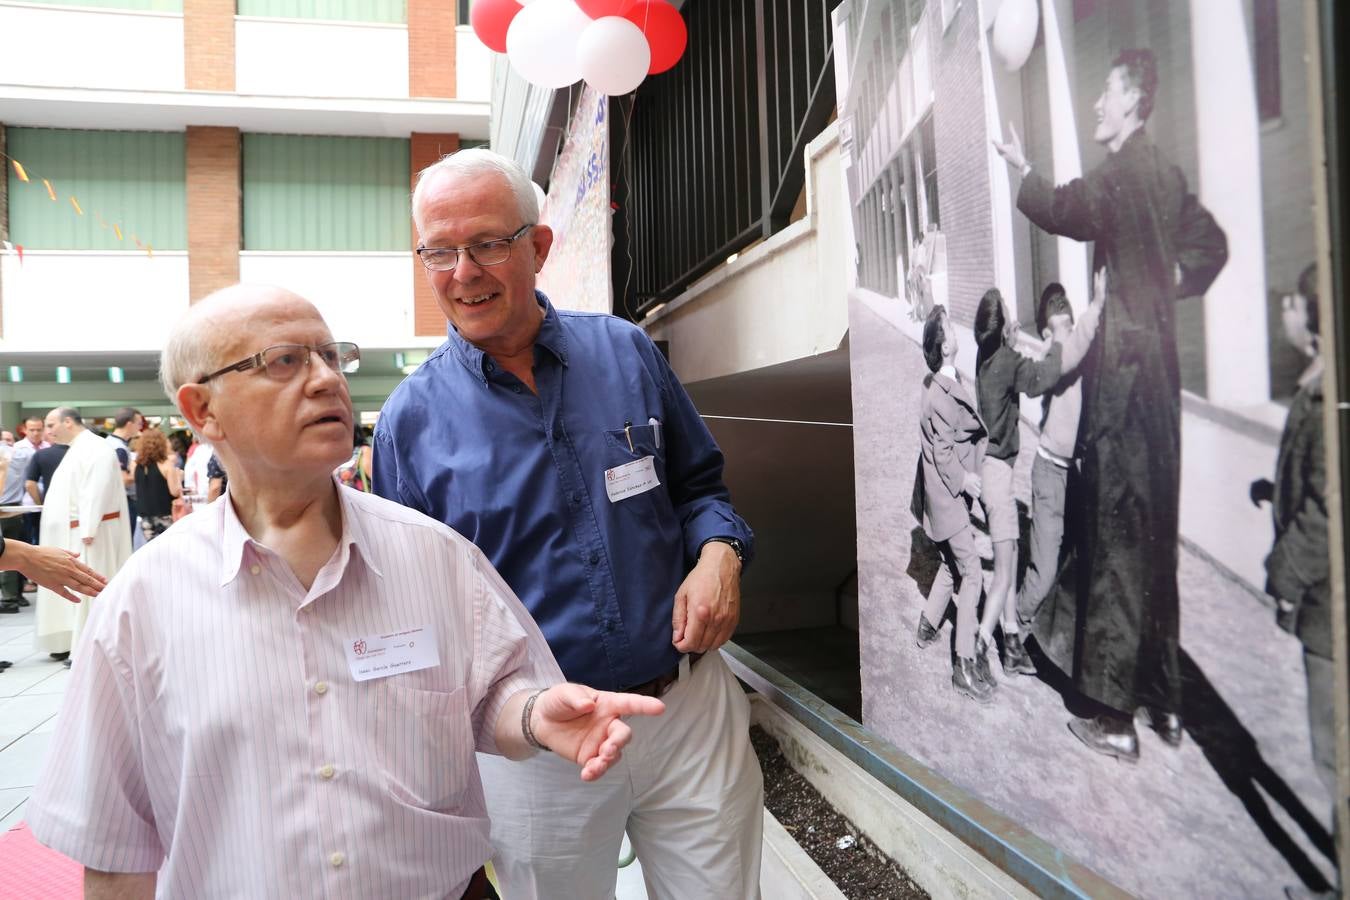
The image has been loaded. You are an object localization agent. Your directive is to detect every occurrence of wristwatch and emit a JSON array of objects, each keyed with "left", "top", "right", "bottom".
[{"left": 701, "top": 536, "right": 745, "bottom": 564}]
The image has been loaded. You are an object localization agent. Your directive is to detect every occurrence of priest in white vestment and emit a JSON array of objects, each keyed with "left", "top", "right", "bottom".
[{"left": 35, "top": 408, "right": 131, "bottom": 656}]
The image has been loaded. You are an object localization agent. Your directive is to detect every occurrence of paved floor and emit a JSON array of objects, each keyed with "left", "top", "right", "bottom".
[{"left": 0, "top": 599, "right": 652, "bottom": 898}]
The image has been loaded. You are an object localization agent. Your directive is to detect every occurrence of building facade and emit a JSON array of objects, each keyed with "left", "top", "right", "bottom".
[{"left": 0, "top": 0, "right": 494, "bottom": 423}]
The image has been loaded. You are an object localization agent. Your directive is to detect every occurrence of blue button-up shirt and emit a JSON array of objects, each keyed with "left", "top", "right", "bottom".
[{"left": 373, "top": 293, "right": 754, "bottom": 690}]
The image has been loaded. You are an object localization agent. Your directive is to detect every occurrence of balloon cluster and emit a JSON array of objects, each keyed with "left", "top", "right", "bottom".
[{"left": 472, "top": 0, "right": 688, "bottom": 96}]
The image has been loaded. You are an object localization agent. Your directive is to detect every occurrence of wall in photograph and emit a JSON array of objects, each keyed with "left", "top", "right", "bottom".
[
  {"left": 836, "top": 0, "right": 1341, "bottom": 895},
  {"left": 537, "top": 85, "right": 613, "bottom": 314}
]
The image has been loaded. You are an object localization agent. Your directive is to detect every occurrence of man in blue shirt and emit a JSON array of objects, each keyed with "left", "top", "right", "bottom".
[{"left": 374, "top": 148, "right": 763, "bottom": 900}]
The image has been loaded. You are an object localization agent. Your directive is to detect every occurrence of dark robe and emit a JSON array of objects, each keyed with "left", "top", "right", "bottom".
[{"left": 1018, "top": 129, "right": 1228, "bottom": 714}]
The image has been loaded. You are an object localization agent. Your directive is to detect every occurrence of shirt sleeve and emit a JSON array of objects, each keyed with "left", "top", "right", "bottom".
[
  {"left": 1010, "top": 343, "right": 1064, "bottom": 398},
  {"left": 465, "top": 547, "right": 564, "bottom": 756},
  {"left": 24, "top": 596, "right": 163, "bottom": 872},
  {"left": 648, "top": 346, "right": 756, "bottom": 566},
  {"left": 1017, "top": 168, "right": 1116, "bottom": 244}
]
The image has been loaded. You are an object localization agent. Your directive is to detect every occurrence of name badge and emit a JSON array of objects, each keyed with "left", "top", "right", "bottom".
[
  {"left": 605, "top": 456, "right": 661, "bottom": 503},
  {"left": 345, "top": 626, "right": 439, "bottom": 682}
]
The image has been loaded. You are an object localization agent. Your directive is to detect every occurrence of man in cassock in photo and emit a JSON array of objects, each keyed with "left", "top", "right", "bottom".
[
  {"left": 35, "top": 407, "right": 131, "bottom": 663},
  {"left": 994, "top": 49, "right": 1228, "bottom": 761}
]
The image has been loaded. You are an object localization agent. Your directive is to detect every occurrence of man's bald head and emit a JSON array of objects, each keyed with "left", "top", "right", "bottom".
[{"left": 160, "top": 284, "right": 318, "bottom": 407}]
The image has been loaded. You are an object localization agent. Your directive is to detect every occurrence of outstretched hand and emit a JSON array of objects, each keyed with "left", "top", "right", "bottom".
[
  {"left": 532, "top": 683, "right": 665, "bottom": 781},
  {"left": 2, "top": 539, "right": 106, "bottom": 603},
  {"left": 992, "top": 121, "right": 1028, "bottom": 172}
]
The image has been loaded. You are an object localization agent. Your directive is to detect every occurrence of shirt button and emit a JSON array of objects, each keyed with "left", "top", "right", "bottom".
[
  {"left": 249, "top": 564, "right": 261, "bottom": 575},
  {"left": 554, "top": 426, "right": 563, "bottom": 439},
  {"left": 329, "top": 851, "right": 345, "bottom": 868},
  {"left": 570, "top": 492, "right": 580, "bottom": 505},
  {"left": 513, "top": 385, "right": 522, "bottom": 394},
  {"left": 319, "top": 764, "right": 335, "bottom": 780},
  {"left": 485, "top": 361, "right": 495, "bottom": 372},
  {"left": 588, "top": 552, "right": 599, "bottom": 565},
  {"left": 314, "top": 681, "right": 329, "bottom": 695}
]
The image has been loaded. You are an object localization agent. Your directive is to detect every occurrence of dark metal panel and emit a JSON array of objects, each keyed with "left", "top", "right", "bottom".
[{"left": 617, "top": 0, "right": 842, "bottom": 316}]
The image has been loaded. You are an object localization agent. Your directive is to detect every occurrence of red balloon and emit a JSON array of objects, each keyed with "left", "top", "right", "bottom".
[
  {"left": 576, "top": 0, "right": 635, "bottom": 18},
  {"left": 624, "top": 1, "right": 687, "bottom": 75},
  {"left": 471, "top": 0, "right": 522, "bottom": 54}
]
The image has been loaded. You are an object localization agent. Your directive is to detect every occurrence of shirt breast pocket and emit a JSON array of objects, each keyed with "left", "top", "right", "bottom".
[
  {"left": 376, "top": 682, "right": 475, "bottom": 812},
  {"left": 603, "top": 424, "right": 669, "bottom": 507}
]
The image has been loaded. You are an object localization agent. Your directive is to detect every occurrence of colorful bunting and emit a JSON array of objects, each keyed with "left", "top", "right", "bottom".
[{"left": 2, "top": 150, "right": 155, "bottom": 257}]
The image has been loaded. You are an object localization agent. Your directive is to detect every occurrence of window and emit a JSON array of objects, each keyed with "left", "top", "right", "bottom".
[
  {"left": 1253, "top": 0, "right": 1281, "bottom": 123},
  {"left": 6, "top": 128, "right": 186, "bottom": 250},
  {"left": 919, "top": 115, "right": 939, "bottom": 230},
  {"left": 235, "top": 0, "right": 406, "bottom": 25},
  {"left": 242, "top": 134, "right": 410, "bottom": 251}
]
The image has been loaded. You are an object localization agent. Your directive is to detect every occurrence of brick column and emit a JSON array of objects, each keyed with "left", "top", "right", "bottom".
[
  {"left": 408, "top": 0, "right": 457, "bottom": 98},
  {"left": 186, "top": 127, "right": 241, "bottom": 302},
  {"left": 184, "top": 0, "right": 235, "bottom": 91},
  {"left": 411, "top": 132, "right": 460, "bottom": 336}
]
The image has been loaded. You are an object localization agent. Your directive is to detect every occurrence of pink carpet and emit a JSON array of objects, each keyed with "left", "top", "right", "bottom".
[{"left": 0, "top": 823, "right": 82, "bottom": 899}]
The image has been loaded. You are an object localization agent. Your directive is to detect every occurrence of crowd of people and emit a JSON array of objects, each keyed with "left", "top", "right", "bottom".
[{"left": 0, "top": 147, "right": 760, "bottom": 900}]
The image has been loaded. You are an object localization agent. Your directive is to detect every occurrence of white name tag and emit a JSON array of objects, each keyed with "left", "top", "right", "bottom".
[
  {"left": 605, "top": 455, "right": 661, "bottom": 503},
  {"left": 345, "top": 626, "right": 439, "bottom": 682}
]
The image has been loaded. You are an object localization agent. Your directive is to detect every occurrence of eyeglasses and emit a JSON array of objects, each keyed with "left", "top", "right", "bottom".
[
  {"left": 197, "top": 342, "right": 361, "bottom": 385},
  {"left": 416, "top": 224, "right": 533, "bottom": 272}
]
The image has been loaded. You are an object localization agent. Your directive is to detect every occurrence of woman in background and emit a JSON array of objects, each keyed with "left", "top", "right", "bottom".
[{"left": 133, "top": 428, "right": 182, "bottom": 542}]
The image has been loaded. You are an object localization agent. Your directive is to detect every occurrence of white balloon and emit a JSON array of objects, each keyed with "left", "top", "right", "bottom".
[
  {"left": 992, "top": 0, "right": 1039, "bottom": 72},
  {"left": 506, "top": 0, "right": 590, "bottom": 89},
  {"left": 577, "top": 16, "right": 651, "bottom": 96}
]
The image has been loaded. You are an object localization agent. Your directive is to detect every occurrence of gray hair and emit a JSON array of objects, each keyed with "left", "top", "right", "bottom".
[{"left": 411, "top": 147, "right": 539, "bottom": 234}]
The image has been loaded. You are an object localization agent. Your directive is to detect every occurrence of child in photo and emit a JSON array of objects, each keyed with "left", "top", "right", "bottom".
[
  {"left": 972, "top": 274, "right": 1103, "bottom": 690},
  {"left": 1016, "top": 273, "right": 1107, "bottom": 640},
  {"left": 912, "top": 305, "right": 992, "bottom": 702},
  {"left": 1250, "top": 263, "right": 1335, "bottom": 900}
]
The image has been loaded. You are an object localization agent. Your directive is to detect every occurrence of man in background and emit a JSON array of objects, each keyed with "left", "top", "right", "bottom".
[
  {"left": 34, "top": 407, "right": 131, "bottom": 665},
  {"left": 106, "top": 407, "right": 143, "bottom": 542}
]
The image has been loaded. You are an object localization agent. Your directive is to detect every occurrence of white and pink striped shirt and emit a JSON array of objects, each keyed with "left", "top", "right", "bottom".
[{"left": 26, "top": 482, "right": 563, "bottom": 899}]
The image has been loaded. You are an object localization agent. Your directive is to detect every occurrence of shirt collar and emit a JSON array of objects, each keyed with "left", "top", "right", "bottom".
[
  {"left": 217, "top": 477, "right": 385, "bottom": 588},
  {"left": 445, "top": 290, "right": 569, "bottom": 383}
]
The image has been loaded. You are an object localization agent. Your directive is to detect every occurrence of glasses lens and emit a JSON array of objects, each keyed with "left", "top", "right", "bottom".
[
  {"left": 467, "top": 240, "right": 512, "bottom": 267},
  {"left": 335, "top": 343, "right": 361, "bottom": 374},
  {"left": 262, "top": 346, "right": 306, "bottom": 380},
  {"left": 420, "top": 248, "right": 459, "bottom": 272}
]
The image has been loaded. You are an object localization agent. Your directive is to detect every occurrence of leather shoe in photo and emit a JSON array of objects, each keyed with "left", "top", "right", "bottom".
[
  {"left": 0, "top": 603, "right": 19, "bottom": 615},
  {"left": 915, "top": 614, "right": 939, "bottom": 649},
  {"left": 953, "top": 656, "right": 995, "bottom": 703},
  {"left": 1068, "top": 714, "right": 1139, "bottom": 764},
  {"left": 974, "top": 633, "right": 997, "bottom": 692},
  {"left": 1137, "top": 706, "right": 1183, "bottom": 748},
  {"left": 1000, "top": 630, "right": 1036, "bottom": 676}
]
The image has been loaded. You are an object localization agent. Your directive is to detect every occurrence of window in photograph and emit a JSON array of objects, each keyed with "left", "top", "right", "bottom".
[{"left": 1253, "top": 0, "right": 1281, "bottom": 123}]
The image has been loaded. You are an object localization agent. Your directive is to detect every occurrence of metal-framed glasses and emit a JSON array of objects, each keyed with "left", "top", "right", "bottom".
[
  {"left": 196, "top": 342, "right": 362, "bottom": 384},
  {"left": 416, "top": 224, "right": 533, "bottom": 272}
]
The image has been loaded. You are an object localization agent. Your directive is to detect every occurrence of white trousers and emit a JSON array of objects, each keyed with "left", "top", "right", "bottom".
[{"left": 478, "top": 650, "right": 764, "bottom": 900}]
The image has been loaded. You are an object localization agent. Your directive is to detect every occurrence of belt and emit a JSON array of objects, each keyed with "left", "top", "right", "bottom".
[
  {"left": 458, "top": 866, "right": 490, "bottom": 900},
  {"left": 621, "top": 652, "right": 704, "bottom": 698},
  {"left": 1036, "top": 445, "right": 1074, "bottom": 469},
  {"left": 69, "top": 511, "right": 121, "bottom": 528}
]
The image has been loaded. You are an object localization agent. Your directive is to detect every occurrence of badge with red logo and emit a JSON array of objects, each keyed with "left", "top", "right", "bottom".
[{"left": 343, "top": 626, "right": 439, "bottom": 682}]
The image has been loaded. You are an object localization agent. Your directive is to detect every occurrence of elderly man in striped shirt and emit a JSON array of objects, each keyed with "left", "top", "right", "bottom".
[{"left": 25, "top": 284, "right": 663, "bottom": 900}]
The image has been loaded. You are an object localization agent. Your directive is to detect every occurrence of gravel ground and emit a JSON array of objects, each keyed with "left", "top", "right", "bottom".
[{"left": 752, "top": 726, "right": 928, "bottom": 899}]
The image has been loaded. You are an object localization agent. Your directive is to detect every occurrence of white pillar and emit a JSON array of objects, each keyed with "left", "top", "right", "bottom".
[
  {"left": 1188, "top": 0, "right": 1270, "bottom": 405},
  {"left": 976, "top": 0, "right": 1019, "bottom": 303},
  {"left": 1041, "top": 0, "right": 1092, "bottom": 314}
]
